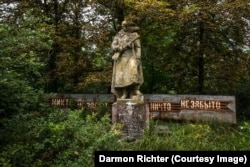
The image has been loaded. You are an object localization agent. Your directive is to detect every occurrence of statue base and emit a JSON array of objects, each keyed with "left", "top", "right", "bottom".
[{"left": 112, "top": 99, "right": 149, "bottom": 140}]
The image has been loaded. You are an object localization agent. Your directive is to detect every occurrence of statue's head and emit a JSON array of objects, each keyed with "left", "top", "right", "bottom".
[
  {"left": 122, "top": 20, "right": 129, "bottom": 28},
  {"left": 121, "top": 20, "right": 139, "bottom": 32}
]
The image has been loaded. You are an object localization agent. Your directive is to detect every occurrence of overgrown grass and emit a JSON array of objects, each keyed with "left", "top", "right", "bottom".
[
  {"left": 126, "top": 120, "right": 250, "bottom": 151},
  {"left": 0, "top": 105, "right": 250, "bottom": 166}
]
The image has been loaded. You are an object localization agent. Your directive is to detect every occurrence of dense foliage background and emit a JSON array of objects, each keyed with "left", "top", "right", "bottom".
[
  {"left": 1, "top": 0, "right": 249, "bottom": 95},
  {"left": 0, "top": 0, "right": 250, "bottom": 166}
]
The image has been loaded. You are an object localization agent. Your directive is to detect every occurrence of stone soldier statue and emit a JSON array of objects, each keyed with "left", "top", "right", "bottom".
[{"left": 111, "top": 21, "right": 144, "bottom": 100}]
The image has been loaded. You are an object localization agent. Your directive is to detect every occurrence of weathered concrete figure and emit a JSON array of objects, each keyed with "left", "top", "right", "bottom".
[{"left": 111, "top": 21, "right": 144, "bottom": 100}]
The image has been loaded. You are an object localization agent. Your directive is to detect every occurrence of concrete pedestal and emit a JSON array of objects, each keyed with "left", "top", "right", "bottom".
[{"left": 112, "top": 99, "right": 149, "bottom": 139}]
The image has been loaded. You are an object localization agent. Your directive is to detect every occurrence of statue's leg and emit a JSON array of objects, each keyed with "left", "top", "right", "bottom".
[
  {"left": 120, "top": 88, "right": 127, "bottom": 99},
  {"left": 134, "top": 84, "right": 142, "bottom": 96}
]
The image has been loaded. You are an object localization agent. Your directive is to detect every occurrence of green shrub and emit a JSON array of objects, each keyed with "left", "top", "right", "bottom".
[{"left": 0, "top": 105, "right": 122, "bottom": 167}]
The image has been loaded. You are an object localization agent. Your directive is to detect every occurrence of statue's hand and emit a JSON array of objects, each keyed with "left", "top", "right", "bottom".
[
  {"left": 112, "top": 52, "right": 120, "bottom": 61},
  {"left": 126, "top": 43, "right": 132, "bottom": 48}
]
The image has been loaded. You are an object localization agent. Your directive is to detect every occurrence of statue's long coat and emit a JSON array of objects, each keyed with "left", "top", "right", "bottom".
[{"left": 111, "top": 28, "right": 143, "bottom": 97}]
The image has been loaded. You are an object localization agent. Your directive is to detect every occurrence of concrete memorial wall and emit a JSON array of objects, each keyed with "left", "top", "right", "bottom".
[{"left": 50, "top": 94, "right": 236, "bottom": 124}]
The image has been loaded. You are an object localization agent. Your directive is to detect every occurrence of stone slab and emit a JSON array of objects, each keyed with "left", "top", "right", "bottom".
[{"left": 112, "top": 101, "right": 149, "bottom": 139}]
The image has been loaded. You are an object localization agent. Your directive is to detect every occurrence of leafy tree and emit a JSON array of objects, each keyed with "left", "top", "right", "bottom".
[
  {"left": 15, "top": 0, "right": 114, "bottom": 93},
  {"left": 165, "top": 0, "right": 250, "bottom": 94},
  {"left": 0, "top": 9, "right": 52, "bottom": 114}
]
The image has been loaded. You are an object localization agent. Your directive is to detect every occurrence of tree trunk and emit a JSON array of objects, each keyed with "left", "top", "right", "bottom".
[{"left": 198, "top": 21, "right": 204, "bottom": 94}]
